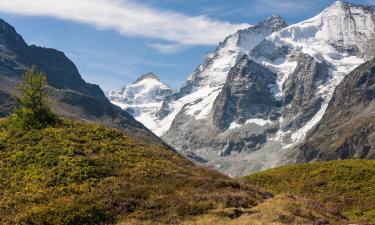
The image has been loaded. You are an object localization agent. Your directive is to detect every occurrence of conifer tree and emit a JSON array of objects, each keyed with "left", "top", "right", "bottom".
[{"left": 10, "top": 67, "right": 59, "bottom": 129}]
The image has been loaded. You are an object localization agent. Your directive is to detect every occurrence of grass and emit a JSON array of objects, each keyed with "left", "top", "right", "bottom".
[
  {"left": 244, "top": 160, "right": 375, "bottom": 224},
  {"left": 180, "top": 194, "right": 345, "bottom": 225},
  {"left": 0, "top": 119, "right": 266, "bottom": 225},
  {"left": 1, "top": 118, "right": 374, "bottom": 225}
]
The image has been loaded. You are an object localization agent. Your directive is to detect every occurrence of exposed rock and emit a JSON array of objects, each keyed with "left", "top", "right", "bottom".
[
  {"left": 212, "top": 55, "right": 279, "bottom": 131},
  {"left": 281, "top": 53, "right": 329, "bottom": 130},
  {"left": 295, "top": 58, "right": 375, "bottom": 162}
]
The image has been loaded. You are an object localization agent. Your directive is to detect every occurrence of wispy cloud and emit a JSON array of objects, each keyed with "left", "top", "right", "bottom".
[
  {"left": 0, "top": 0, "right": 249, "bottom": 46},
  {"left": 147, "top": 43, "right": 186, "bottom": 54}
]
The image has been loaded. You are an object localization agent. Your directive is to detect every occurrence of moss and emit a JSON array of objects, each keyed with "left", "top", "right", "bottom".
[{"left": 0, "top": 119, "right": 265, "bottom": 225}]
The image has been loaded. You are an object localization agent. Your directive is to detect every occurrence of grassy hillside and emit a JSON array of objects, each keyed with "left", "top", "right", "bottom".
[
  {"left": 0, "top": 119, "right": 267, "bottom": 225},
  {"left": 244, "top": 160, "right": 375, "bottom": 224},
  {"left": 1, "top": 118, "right": 374, "bottom": 225}
]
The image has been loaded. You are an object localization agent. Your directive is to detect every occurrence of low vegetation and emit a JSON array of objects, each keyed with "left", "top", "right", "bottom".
[
  {"left": 1, "top": 118, "right": 374, "bottom": 225},
  {"left": 0, "top": 119, "right": 268, "bottom": 225},
  {"left": 244, "top": 160, "right": 375, "bottom": 224}
]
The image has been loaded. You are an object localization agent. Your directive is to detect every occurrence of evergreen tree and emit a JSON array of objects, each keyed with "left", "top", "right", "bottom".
[{"left": 10, "top": 67, "right": 59, "bottom": 129}]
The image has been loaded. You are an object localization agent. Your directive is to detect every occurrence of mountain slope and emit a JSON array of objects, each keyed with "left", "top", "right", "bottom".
[
  {"left": 0, "top": 18, "right": 163, "bottom": 145},
  {"left": 244, "top": 160, "right": 375, "bottom": 224},
  {"left": 108, "top": 73, "right": 176, "bottom": 133},
  {"left": 294, "top": 57, "right": 375, "bottom": 162}
]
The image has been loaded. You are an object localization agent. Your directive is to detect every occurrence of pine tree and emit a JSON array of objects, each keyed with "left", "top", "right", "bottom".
[{"left": 10, "top": 67, "right": 59, "bottom": 129}]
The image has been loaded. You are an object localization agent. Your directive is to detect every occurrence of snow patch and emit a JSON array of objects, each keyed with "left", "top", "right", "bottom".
[{"left": 229, "top": 118, "right": 273, "bottom": 130}]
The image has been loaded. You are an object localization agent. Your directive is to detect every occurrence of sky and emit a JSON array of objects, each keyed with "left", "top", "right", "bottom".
[{"left": 0, "top": 0, "right": 373, "bottom": 91}]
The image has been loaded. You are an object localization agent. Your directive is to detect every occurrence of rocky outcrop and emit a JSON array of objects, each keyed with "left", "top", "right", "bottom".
[
  {"left": 212, "top": 55, "right": 278, "bottom": 131},
  {"left": 295, "top": 58, "right": 375, "bottom": 162}
]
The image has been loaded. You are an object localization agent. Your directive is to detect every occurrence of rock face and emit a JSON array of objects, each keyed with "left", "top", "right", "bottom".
[
  {"left": 0, "top": 18, "right": 165, "bottom": 146},
  {"left": 118, "top": 1, "right": 375, "bottom": 176},
  {"left": 108, "top": 73, "right": 176, "bottom": 132},
  {"left": 295, "top": 58, "right": 375, "bottom": 162},
  {"left": 281, "top": 53, "right": 329, "bottom": 131},
  {"left": 212, "top": 55, "right": 279, "bottom": 131}
]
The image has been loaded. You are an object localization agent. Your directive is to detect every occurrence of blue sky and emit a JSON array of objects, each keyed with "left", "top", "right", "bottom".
[{"left": 0, "top": 0, "right": 373, "bottom": 91}]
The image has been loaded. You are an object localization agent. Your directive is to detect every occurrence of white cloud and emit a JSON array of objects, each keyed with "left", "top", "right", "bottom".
[{"left": 0, "top": 0, "right": 249, "bottom": 45}]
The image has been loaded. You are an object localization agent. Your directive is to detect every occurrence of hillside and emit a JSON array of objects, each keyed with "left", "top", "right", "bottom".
[
  {"left": 0, "top": 119, "right": 268, "bottom": 225},
  {"left": 1, "top": 118, "right": 374, "bottom": 224},
  {"left": 244, "top": 160, "right": 375, "bottom": 224},
  {"left": 0, "top": 18, "right": 163, "bottom": 146}
]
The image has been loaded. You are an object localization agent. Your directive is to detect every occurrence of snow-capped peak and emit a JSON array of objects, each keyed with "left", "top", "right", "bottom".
[
  {"left": 184, "top": 15, "right": 288, "bottom": 90},
  {"left": 108, "top": 73, "right": 176, "bottom": 131},
  {"left": 264, "top": 1, "right": 375, "bottom": 61},
  {"left": 251, "top": 0, "right": 375, "bottom": 144},
  {"left": 109, "top": 72, "right": 173, "bottom": 103},
  {"left": 327, "top": 0, "right": 359, "bottom": 9},
  {"left": 134, "top": 72, "right": 160, "bottom": 84},
  {"left": 252, "top": 15, "right": 288, "bottom": 35}
]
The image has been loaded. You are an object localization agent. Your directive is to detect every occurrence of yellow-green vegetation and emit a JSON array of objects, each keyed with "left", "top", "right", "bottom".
[
  {"left": 244, "top": 160, "right": 375, "bottom": 224},
  {"left": 180, "top": 194, "right": 345, "bottom": 225},
  {"left": 0, "top": 119, "right": 267, "bottom": 225}
]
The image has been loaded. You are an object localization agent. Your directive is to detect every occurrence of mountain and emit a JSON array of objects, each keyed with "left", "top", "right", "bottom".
[
  {"left": 0, "top": 18, "right": 163, "bottom": 145},
  {"left": 149, "top": 15, "right": 288, "bottom": 136},
  {"left": 133, "top": 1, "right": 375, "bottom": 176},
  {"left": 108, "top": 73, "right": 176, "bottom": 134},
  {"left": 293, "top": 57, "right": 375, "bottom": 162}
]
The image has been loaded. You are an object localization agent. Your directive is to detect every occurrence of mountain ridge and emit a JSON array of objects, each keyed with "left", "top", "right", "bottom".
[{"left": 0, "top": 18, "right": 165, "bottom": 146}]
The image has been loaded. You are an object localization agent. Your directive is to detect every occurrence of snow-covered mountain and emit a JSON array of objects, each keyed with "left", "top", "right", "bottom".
[
  {"left": 108, "top": 73, "right": 176, "bottom": 132},
  {"left": 109, "top": 1, "right": 375, "bottom": 176},
  {"left": 154, "top": 15, "right": 288, "bottom": 135},
  {"left": 252, "top": 1, "right": 374, "bottom": 143}
]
